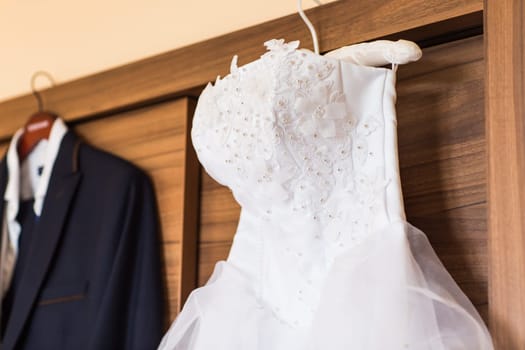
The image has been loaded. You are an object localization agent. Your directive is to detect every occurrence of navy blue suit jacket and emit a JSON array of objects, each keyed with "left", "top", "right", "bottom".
[{"left": 0, "top": 131, "right": 165, "bottom": 349}]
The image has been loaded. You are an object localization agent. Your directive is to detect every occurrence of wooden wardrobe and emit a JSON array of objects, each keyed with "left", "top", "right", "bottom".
[{"left": 0, "top": 0, "right": 523, "bottom": 348}]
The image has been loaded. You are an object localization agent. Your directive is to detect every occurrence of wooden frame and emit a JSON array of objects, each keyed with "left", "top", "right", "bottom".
[
  {"left": 1, "top": 0, "right": 524, "bottom": 346},
  {"left": 485, "top": 0, "right": 525, "bottom": 347}
]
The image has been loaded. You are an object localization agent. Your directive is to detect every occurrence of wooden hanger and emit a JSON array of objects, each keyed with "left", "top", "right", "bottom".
[{"left": 17, "top": 71, "right": 57, "bottom": 162}]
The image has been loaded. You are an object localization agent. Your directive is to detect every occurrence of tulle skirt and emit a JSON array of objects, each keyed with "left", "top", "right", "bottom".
[{"left": 158, "top": 221, "right": 493, "bottom": 349}]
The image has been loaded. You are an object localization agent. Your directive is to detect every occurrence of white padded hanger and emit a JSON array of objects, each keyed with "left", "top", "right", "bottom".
[
  {"left": 297, "top": 1, "right": 422, "bottom": 67},
  {"left": 325, "top": 39, "right": 422, "bottom": 67}
]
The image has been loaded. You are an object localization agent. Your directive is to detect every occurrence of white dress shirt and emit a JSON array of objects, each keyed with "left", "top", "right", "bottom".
[{"left": 1, "top": 118, "right": 67, "bottom": 298}]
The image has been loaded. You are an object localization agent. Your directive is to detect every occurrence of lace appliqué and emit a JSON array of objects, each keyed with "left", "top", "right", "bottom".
[
  {"left": 262, "top": 40, "right": 385, "bottom": 234},
  {"left": 193, "top": 39, "right": 387, "bottom": 233}
]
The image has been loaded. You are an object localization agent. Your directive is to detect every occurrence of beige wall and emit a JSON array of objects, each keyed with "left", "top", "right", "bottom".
[{"left": 0, "top": 0, "right": 335, "bottom": 103}]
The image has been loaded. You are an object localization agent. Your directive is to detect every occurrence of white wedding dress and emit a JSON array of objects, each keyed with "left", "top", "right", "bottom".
[{"left": 159, "top": 39, "right": 494, "bottom": 349}]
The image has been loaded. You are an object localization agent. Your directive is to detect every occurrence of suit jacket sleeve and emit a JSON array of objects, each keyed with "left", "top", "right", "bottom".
[{"left": 90, "top": 170, "right": 165, "bottom": 349}]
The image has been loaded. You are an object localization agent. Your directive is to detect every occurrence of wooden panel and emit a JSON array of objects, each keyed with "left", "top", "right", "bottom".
[
  {"left": 410, "top": 204, "right": 488, "bottom": 321},
  {"left": 397, "top": 35, "right": 487, "bottom": 320},
  {"left": 200, "top": 172, "right": 241, "bottom": 243},
  {"left": 0, "top": 142, "right": 7, "bottom": 157},
  {"left": 74, "top": 98, "right": 199, "bottom": 325},
  {"left": 198, "top": 170, "right": 239, "bottom": 285},
  {"left": 0, "top": 0, "right": 483, "bottom": 140},
  {"left": 485, "top": 0, "right": 525, "bottom": 347},
  {"left": 198, "top": 241, "right": 234, "bottom": 286}
]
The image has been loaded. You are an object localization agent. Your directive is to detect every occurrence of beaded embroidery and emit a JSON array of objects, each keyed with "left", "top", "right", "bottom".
[{"left": 192, "top": 39, "right": 389, "bottom": 326}]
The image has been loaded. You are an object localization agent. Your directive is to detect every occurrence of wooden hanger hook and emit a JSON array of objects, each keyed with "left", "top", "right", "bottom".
[{"left": 30, "top": 70, "right": 56, "bottom": 112}]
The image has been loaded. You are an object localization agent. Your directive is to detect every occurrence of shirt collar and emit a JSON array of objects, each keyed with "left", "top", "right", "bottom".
[{"left": 4, "top": 118, "right": 68, "bottom": 218}]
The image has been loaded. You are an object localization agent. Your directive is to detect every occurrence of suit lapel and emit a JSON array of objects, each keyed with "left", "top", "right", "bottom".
[{"left": 2, "top": 132, "right": 82, "bottom": 350}]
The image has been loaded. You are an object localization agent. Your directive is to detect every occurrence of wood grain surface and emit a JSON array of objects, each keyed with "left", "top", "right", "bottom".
[
  {"left": 485, "top": 0, "right": 525, "bottom": 348},
  {"left": 198, "top": 171, "right": 240, "bottom": 286},
  {"left": 0, "top": 0, "right": 482, "bottom": 141},
  {"left": 0, "top": 143, "right": 7, "bottom": 158}
]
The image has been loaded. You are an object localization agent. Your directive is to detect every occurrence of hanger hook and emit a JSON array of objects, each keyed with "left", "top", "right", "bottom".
[
  {"left": 30, "top": 70, "right": 56, "bottom": 112},
  {"left": 297, "top": 0, "right": 323, "bottom": 55}
]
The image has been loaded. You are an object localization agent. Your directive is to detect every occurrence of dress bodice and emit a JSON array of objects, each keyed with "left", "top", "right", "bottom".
[
  {"left": 192, "top": 39, "right": 406, "bottom": 327},
  {"left": 193, "top": 39, "right": 404, "bottom": 237}
]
